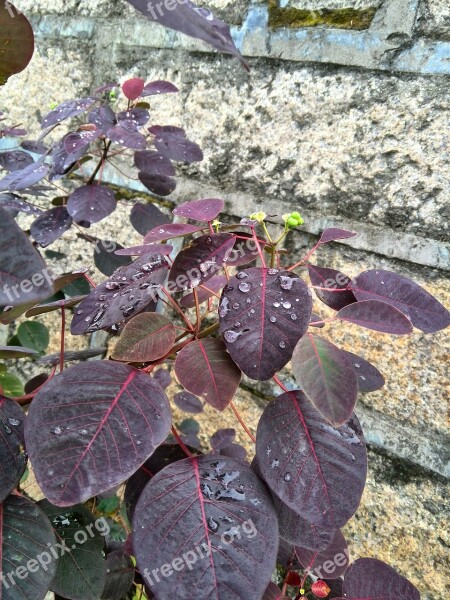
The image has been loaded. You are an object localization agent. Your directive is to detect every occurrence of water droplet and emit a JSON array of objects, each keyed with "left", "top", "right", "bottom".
[
  {"left": 284, "top": 472, "right": 292, "bottom": 482},
  {"left": 136, "top": 440, "right": 142, "bottom": 445},
  {"left": 80, "top": 429, "right": 88, "bottom": 435},
  {"left": 267, "top": 268, "right": 278, "bottom": 275},
  {"left": 282, "top": 301, "right": 291, "bottom": 309},
  {"left": 266, "top": 445, "right": 272, "bottom": 455},
  {"left": 51, "top": 426, "right": 63, "bottom": 435},
  {"left": 1, "top": 421, "right": 12, "bottom": 434},
  {"left": 207, "top": 517, "right": 219, "bottom": 532},
  {"left": 239, "top": 282, "right": 251, "bottom": 293},
  {"left": 279, "top": 341, "right": 286, "bottom": 348},
  {"left": 359, "top": 375, "right": 366, "bottom": 381},
  {"left": 219, "top": 297, "right": 230, "bottom": 317},
  {"left": 270, "top": 316, "right": 277, "bottom": 323},
  {"left": 273, "top": 301, "right": 280, "bottom": 308},
  {"left": 8, "top": 418, "right": 20, "bottom": 426},
  {"left": 215, "top": 488, "right": 245, "bottom": 501},
  {"left": 236, "top": 271, "right": 248, "bottom": 280},
  {"left": 279, "top": 275, "right": 294, "bottom": 290},
  {"left": 291, "top": 313, "right": 297, "bottom": 320},
  {"left": 234, "top": 321, "right": 241, "bottom": 327},
  {"left": 250, "top": 498, "right": 262, "bottom": 506},
  {"left": 232, "top": 303, "right": 240, "bottom": 310},
  {"left": 200, "top": 483, "right": 213, "bottom": 499},
  {"left": 381, "top": 281, "right": 385, "bottom": 285},
  {"left": 354, "top": 363, "right": 360, "bottom": 368},
  {"left": 246, "top": 298, "right": 251, "bottom": 304},
  {"left": 224, "top": 330, "right": 241, "bottom": 343},
  {"left": 77, "top": 310, "right": 83, "bottom": 315},
  {"left": 271, "top": 458, "right": 279, "bottom": 468},
  {"left": 250, "top": 308, "right": 255, "bottom": 314}
]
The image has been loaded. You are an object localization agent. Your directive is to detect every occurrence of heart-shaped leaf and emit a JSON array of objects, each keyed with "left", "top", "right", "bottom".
[
  {"left": 122, "top": 78, "right": 145, "bottom": 100},
  {"left": 25, "top": 361, "right": 171, "bottom": 505},
  {"left": 295, "top": 529, "right": 349, "bottom": 579},
  {"left": 174, "top": 391, "right": 204, "bottom": 414},
  {"left": 144, "top": 223, "right": 203, "bottom": 243},
  {"left": 67, "top": 185, "right": 116, "bottom": 225},
  {"left": 256, "top": 391, "right": 367, "bottom": 529},
  {"left": 70, "top": 253, "right": 168, "bottom": 335},
  {"left": 138, "top": 171, "right": 176, "bottom": 196},
  {"left": 318, "top": 228, "right": 357, "bottom": 245},
  {"left": 335, "top": 300, "right": 413, "bottom": 334},
  {"left": 307, "top": 264, "right": 356, "bottom": 311},
  {"left": 0, "top": 396, "right": 26, "bottom": 502},
  {"left": 134, "top": 150, "right": 175, "bottom": 176},
  {"left": 0, "top": 206, "right": 54, "bottom": 307},
  {"left": 292, "top": 334, "right": 358, "bottom": 426},
  {"left": 350, "top": 269, "right": 450, "bottom": 333},
  {"left": 30, "top": 206, "right": 73, "bottom": 247},
  {"left": 219, "top": 268, "right": 312, "bottom": 380},
  {"left": 112, "top": 313, "right": 176, "bottom": 362},
  {"left": 142, "top": 80, "right": 179, "bottom": 96},
  {"left": 101, "top": 550, "right": 134, "bottom": 600},
  {"left": 344, "top": 351, "right": 385, "bottom": 393},
  {"left": 129, "top": 202, "right": 169, "bottom": 235},
  {"left": 169, "top": 233, "right": 236, "bottom": 291},
  {"left": 0, "top": 157, "right": 49, "bottom": 192},
  {"left": 41, "top": 97, "right": 96, "bottom": 129},
  {"left": 180, "top": 274, "right": 227, "bottom": 308},
  {"left": 0, "top": 150, "right": 34, "bottom": 172},
  {"left": 173, "top": 198, "right": 224, "bottom": 221},
  {"left": 38, "top": 500, "right": 107, "bottom": 600},
  {"left": 133, "top": 455, "right": 279, "bottom": 600},
  {"left": 0, "top": 2, "right": 34, "bottom": 84},
  {"left": 340, "top": 558, "right": 420, "bottom": 600},
  {"left": 175, "top": 339, "right": 241, "bottom": 411}
]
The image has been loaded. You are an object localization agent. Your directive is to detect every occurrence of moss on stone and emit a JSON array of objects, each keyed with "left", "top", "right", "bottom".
[{"left": 268, "top": 1, "right": 378, "bottom": 30}]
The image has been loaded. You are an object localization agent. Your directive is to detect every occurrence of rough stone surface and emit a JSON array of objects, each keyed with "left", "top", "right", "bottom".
[{"left": 417, "top": 0, "right": 450, "bottom": 40}]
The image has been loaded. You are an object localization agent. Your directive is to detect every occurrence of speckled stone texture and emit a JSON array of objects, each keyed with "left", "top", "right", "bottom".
[{"left": 417, "top": 0, "right": 450, "bottom": 40}]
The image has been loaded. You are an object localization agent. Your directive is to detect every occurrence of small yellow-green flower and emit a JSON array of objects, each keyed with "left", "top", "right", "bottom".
[
  {"left": 283, "top": 210, "right": 304, "bottom": 229},
  {"left": 249, "top": 211, "right": 267, "bottom": 224}
]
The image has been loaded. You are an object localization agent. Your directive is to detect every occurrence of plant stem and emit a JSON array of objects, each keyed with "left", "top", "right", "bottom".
[
  {"left": 171, "top": 425, "right": 194, "bottom": 458},
  {"left": 59, "top": 306, "right": 66, "bottom": 373},
  {"left": 229, "top": 401, "right": 256, "bottom": 444},
  {"left": 273, "top": 374, "right": 288, "bottom": 393},
  {"left": 88, "top": 140, "right": 112, "bottom": 185}
]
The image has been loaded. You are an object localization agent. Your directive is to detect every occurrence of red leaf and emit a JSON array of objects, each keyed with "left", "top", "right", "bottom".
[
  {"left": 122, "top": 77, "right": 145, "bottom": 100},
  {"left": 173, "top": 198, "right": 224, "bottom": 221},
  {"left": 311, "top": 580, "right": 331, "bottom": 598},
  {"left": 112, "top": 313, "right": 176, "bottom": 362},
  {"left": 318, "top": 228, "right": 357, "bottom": 245}
]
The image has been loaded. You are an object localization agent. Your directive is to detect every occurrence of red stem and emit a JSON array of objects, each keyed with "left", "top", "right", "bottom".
[
  {"left": 287, "top": 242, "right": 320, "bottom": 271},
  {"left": 251, "top": 226, "right": 266, "bottom": 268},
  {"left": 273, "top": 374, "right": 288, "bottom": 393},
  {"left": 59, "top": 307, "right": 66, "bottom": 372},
  {"left": 13, "top": 365, "right": 58, "bottom": 405},
  {"left": 171, "top": 425, "right": 194, "bottom": 458},
  {"left": 229, "top": 401, "right": 256, "bottom": 444}
]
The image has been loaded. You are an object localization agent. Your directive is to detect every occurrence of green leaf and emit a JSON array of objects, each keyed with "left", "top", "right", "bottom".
[
  {"left": 17, "top": 320, "right": 49, "bottom": 353},
  {"left": 0, "top": 2, "right": 34, "bottom": 85},
  {"left": 97, "top": 495, "right": 120, "bottom": 514},
  {"left": 0, "top": 366, "right": 24, "bottom": 396}
]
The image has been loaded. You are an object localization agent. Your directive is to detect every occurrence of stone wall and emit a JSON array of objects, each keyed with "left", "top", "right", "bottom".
[{"left": 1, "top": 0, "right": 449, "bottom": 598}]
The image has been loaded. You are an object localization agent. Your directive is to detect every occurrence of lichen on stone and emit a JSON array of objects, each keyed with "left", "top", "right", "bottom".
[{"left": 268, "top": 0, "right": 378, "bottom": 30}]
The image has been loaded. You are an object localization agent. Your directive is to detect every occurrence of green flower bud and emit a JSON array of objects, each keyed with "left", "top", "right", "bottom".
[{"left": 287, "top": 216, "right": 299, "bottom": 227}]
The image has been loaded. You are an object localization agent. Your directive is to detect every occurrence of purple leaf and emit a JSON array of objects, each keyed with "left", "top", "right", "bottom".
[
  {"left": 101, "top": 550, "right": 134, "bottom": 600},
  {"left": 142, "top": 80, "right": 179, "bottom": 96},
  {"left": 226, "top": 232, "right": 268, "bottom": 268},
  {"left": 30, "top": 206, "right": 73, "bottom": 247},
  {"left": 174, "top": 391, "right": 204, "bottom": 414},
  {"left": 26, "top": 296, "right": 85, "bottom": 317},
  {"left": 344, "top": 351, "right": 385, "bottom": 393},
  {"left": 37, "top": 348, "right": 106, "bottom": 365},
  {"left": 175, "top": 338, "right": 241, "bottom": 411},
  {"left": 67, "top": 184, "right": 116, "bottom": 225},
  {"left": 318, "top": 228, "right": 357, "bottom": 245},
  {"left": 21, "top": 140, "right": 48, "bottom": 154},
  {"left": 117, "top": 108, "right": 150, "bottom": 130},
  {"left": 94, "top": 240, "right": 132, "bottom": 276},
  {"left": 341, "top": 558, "right": 420, "bottom": 600},
  {"left": 107, "top": 124, "right": 147, "bottom": 150},
  {"left": 25, "top": 361, "right": 171, "bottom": 506},
  {"left": 126, "top": 0, "right": 247, "bottom": 67},
  {"left": 134, "top": 150, "right": 175, "bottom": 176},
  {"left": 255, "top": 391, "right": 367, "bottom": 529},
  {"left": 263, "top": 582, "right": 286, "bottom": 600},
  {"left": 173, "top": 198, "right": 224, "bottom": 221},
  {"left": 295, "top": 529, "right": 349, "bottom": 579},
  {"left": 0, "top": 345, "right": 38, "bottom": 358},
  {"left": 180, "top": 274, "right": 227, "bottom": 308},
  {"left": 122, "top": 77, "right": 145, "bottom": 100},
  {"left": 336, "top": 299, "right": 413, "bottom": 334},
  {"left": 153, "top": 131, "right": 203, "bottom": 163},
  {"left": 0, "top": 2, "right": 34, "bottom": 83},
  {"left": 89, "top": 105, "right": 117, "bottom": 134},
  {"left": 169, "top": 233, "right": 236, "bottom": 291},
  {"left": 138, "top": 171, "right": 176, "bottom": 196},
  {"left": 310, "top": 313, "right": 326, "bottom": 328},
  {"left": 219, "top": 268, "right": 312, "bottom": 381},
  {"left": 41, "top": 97, "right": 96, "bottom": 129},
  {"left": 2, "top": 127, "right": 26, "bottom": 137},
  {"left": 0, "top": 206, "right": 54, "bottom": 307},
  {"left": 50, "top": 133, "right": 88, "bottom": 178},
  {"left": 292, "top": 334, "right": 358, "bottom": 426},
  {"left": 112, "top": 313, "right": 176, "bottom": 362},
  {"left": 0, "top": 495, "right": 57, "bottom": 599},
  {"left": 307, "top": 264, "right": 356, "bottom": 311},
  {"left": 210, "top": 432, "right": 238, "bottom": 455},
  {"left": 0, "top": 192, "right": 43, "bottom": 216},
  {"left": 219, "top": 443, "right": 247, "bottom": 462},
  {"left": 0, "top": 149, "right": 34, "bottom": 172},
  {"left": 0, "top": 157, "right": 49, "bottom": 191},
  {"left": 115, "top": 243, "right": 173, "bottom": 257},
  {"left": 149, "top": 125, "right": 185, "bottom": 137},
  {"left": 153, "top": 368, "right": 171, "bottom": 389},
  {"left": 350, "top": 269, "right": 450, "bottom": 333},
  {"left": 63, "top": 129, "right": 100, "bottom": 153},
  {"left": 133, "top": 455, "right": 278, "bottom": 600},
  {"left": 70, "top": 253, "right": 168, "bottom": 334},
  {"left": 0, "top": 396, "right": 26, "bottom": 502},
  {"left": 130, "top": 201, "right": 169, "bottom": 235},
  {"left": 144, "top": 222, "right": 203, "bottom": 243}
]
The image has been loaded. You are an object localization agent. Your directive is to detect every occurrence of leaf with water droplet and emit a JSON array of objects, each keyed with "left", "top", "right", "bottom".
[{"left": 0, "top": 396, "right": 26, "bottom": 502}]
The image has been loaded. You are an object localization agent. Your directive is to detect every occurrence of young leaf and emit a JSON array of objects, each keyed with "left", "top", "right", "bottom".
[
  {"left": 138, "top": 171, "right": 176, "bottom": 196},
  {"left": 38, "top": 500, "right": 107, "bottom": 600},
  {"left": 129, "top": 201, "right": 169, "bottom": 235},
  {"left": 175, "top": 339, "right": 241, "bottom": 411},
  {"left": 341, "top": 558, "right": 420, "bottom": 600},
  {"left": 0, "top": 495, "right": 57, "bottom": 600},
  {"left": 180, "top": 274, "right": 227, "bottom": 308},
  {"left": 350, "top": 269, "right": 450, "bottom": 333},
  {"left": 0, "top": 150, "right": 34, "bottom": 172},
  {"left": 17, "top": 320, "right": 49, "bottom": 352},
  {"left": 335, "top": 300, "right": 413, "bottom": 334},
  {"left": 143, "top": 223, "right": 203, "bottom": 243},
  {"left": 0, "top": 396, "right": 26, "bottom": 502},
  {"left": 133, "top": 455, "right": 279, "bottom": 600},
  {"left": 174, "top": 390, "right": 204, "bottom": 414},
  {"left": 25, "top": 361, "right": 171, "bottom": 506},
  {"left": 255, "top": 391, "right": 367, "bottom": 529},
  {"left": 67, "top": 184, "right": 116, "bottom": 225},
  {"left": 101, "top": 550, "right": 134, "bottom": 600},
  {"left": 142, "top": 80, "right": 179, "bottom": 96},
  {"left": 0, "top": 2, "right": 34, "bottom": 84},
  {"left": 0, "top": 206, "right": 54, "bottom": 307},
  {"left": 134, "top": 150, "right": 175, "bottom": 176},
  {"left": 70, "top": 253, "right": 168, "bottom": 335},
  {"left": 295, "top": 529, "right": 349, "bottom": 579},
  {"left": 125, "top": 0, "right": 246, "bottom": 67},
  {"left": 112, "top": 313, "right": 176, "bottom": 362},
  {"left": 169, "top": 233, "right": 236, "bottom": 291},
  {"left": 292, "top": 334, "right": 358, "bottom": 426},
  {"left": 41, "top": 97, "right": 96, "bottom": 129},
  {"left": 219, "top": 268, "right": 312, "bottom": 380},
  {"left": 173, "top": 198, "right": 224, "bottom": 221},
  {"left": 307, "top": 264, "right": 356, "bottom": 311},
  {"left": 344, "top": 351, "right": 385, "bottom": 393},
  {"left": 122, "top": 77, "right": 145, "bottom": 101},
  {"left": 210, "top": 428, "right": 236, "bottom": 450},
  {"left": 30, "top": 206, "right": 73, "bottom": 247},
  {"left": 318, "top": 228, "right": 357, "bottom": 245}
]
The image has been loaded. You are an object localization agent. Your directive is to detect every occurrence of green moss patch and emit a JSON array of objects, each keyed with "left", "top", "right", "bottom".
[{"left": 268, "top": 1, "right": 378, "bottom": 30}]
